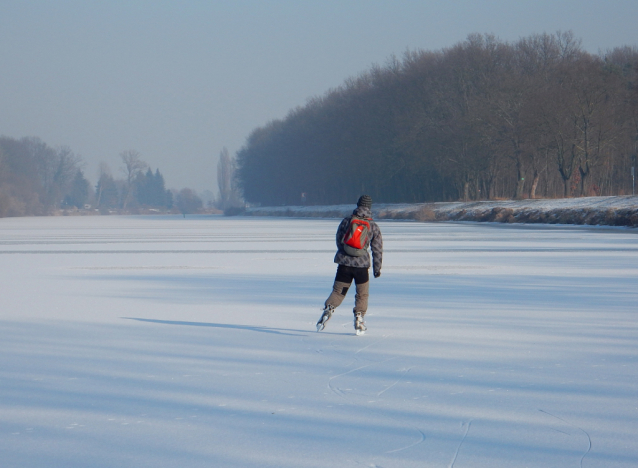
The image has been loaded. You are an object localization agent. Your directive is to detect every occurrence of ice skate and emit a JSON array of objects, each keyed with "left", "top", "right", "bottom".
[
  {"left": 354, "top": 312, "right": 367, "bottom": 336},
  {"left": 316, "top": 305, "right": 335, "bottom": 331}
]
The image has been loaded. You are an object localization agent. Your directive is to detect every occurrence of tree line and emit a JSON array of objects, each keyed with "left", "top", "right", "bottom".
[
  {"left": 236, "top": 32, "right": 638, "bottom": 206},
  {"left": 0, "top": 136, "right": 205, "bottom": 217}
]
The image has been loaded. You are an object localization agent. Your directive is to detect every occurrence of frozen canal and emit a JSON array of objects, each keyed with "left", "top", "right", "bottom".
[{"left": 1, "top": 215, "right": 637, "bottom": 467}]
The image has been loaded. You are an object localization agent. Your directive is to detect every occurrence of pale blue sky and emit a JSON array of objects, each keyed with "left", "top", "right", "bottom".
[{"left": 1, "top": 0, "right": 637, "bottom": 193}]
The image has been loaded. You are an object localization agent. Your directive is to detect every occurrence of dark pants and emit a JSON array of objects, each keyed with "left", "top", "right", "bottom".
[{"left": 325, "top": 265, "right": 370, "bottom": 315}]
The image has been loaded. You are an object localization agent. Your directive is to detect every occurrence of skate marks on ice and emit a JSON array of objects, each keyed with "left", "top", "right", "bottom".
[
  {"left": 375, "top": 365, "right": 411, "bottom": 398},
  {"left": 449, "top": 420, "right": 472, "bottom": 468},
  {"left": 312, "top": 325, "right": 503, "bottom": 467},
  {"left": 539, "top": 409, "right": 592, "bottom": 468},
  {"left": 328, "top": 362, "right": 427, "bottom": 457},
  {"left": 355, "top": 333, "right": 393, "bottom": 354},
  {"left": 316, "top": 331, "right": 429, "bottom": 459},
  {"left": 327, "top": 357, "right": 397, "bottom": 398}
]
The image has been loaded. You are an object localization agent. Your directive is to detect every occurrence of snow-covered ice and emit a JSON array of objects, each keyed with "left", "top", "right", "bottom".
[{"left": 1, "top": 215, "right": 637, "bottom": 467}]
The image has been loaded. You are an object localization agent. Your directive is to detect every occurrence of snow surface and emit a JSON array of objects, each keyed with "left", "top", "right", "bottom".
[{"left": 1, "top": 215, "right": 637, "bottom": 467}]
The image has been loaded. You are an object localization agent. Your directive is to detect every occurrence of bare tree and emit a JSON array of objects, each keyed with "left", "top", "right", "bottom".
[
  {"left": 175, "top": 188, "right": 203, "bottom": 217},
  {"left": 217, "top": 147, "right": 242, "bottom": 209},
  {"left": 95, "top": 162, "right": 112, "bottom": 208},
  {"left": 217, "top": 147, "right": 233, "bottom": 209},
  {"left": 120, "top": 150, "right": 147, "bottom": 209}
]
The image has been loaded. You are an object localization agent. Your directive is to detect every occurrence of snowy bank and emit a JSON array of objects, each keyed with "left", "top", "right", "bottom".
[{"left": 246, "top": 195, "right": 638, "bottom": 227}]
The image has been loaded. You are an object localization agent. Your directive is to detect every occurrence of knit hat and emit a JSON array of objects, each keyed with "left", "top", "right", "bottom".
[{"left": 357, "top": 195, "right": 372, "bottom": 208}]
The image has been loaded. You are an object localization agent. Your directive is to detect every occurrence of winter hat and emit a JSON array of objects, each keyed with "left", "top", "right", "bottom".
[{"left": 357, "top": 195, "right": 372, "bottom": 208}]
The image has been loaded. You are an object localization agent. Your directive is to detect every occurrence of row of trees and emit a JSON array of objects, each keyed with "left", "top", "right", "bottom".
[
  {"left": 95, "top": 150, "right": 207, "bottom": 216},
  {"left": 94, "top": 150, "right": 174, "bottom": 212},
  {"left": 0, "top": 136, "right": 89, "bottom": 217},
  {"left": 236, "top": 32, "right": 638, "bottom": 205},
  {"left": 0, "top": 136, "right": 206, "bottom": 217}
]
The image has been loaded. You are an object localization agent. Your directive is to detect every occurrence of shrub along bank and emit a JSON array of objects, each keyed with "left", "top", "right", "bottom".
[{"left": 246, "top": 196, "right": 638, "bottom": 228}]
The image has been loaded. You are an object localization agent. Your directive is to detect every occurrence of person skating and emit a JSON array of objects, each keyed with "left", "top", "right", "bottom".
[{"left": 316, "top": 195, "right": 383, "bottom": 335}]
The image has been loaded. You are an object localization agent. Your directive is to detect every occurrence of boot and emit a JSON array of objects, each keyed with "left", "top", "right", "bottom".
[
  {"left": 354, "top": 312, "right": 367, "bottom": 335},
  {"left": 316, "top": 305, "right": 335, "bottom": 331}
]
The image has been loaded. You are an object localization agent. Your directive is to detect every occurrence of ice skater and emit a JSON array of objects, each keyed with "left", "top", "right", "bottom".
[{"left": 316, "top": 195, "right": 383, "bottom": 335}]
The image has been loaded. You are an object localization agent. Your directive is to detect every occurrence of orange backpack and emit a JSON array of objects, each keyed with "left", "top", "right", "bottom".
[{"left": 342, "top": 216, "right": 372, "bottom": 257}]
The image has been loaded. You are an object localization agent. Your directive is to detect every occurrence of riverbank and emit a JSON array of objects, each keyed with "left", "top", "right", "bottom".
[{"left": 246, "top": 195, "right": 638, "bottom": 227}]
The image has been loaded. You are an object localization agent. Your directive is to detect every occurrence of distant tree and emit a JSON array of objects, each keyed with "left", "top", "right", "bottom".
[
  {"left": 201, "top": 189, "right": 216, "bottom": 208},
  {"left": 95, "top": 163, "right": 119, "bottom": 212},
  {"left": 51, "top": 146, "right": 83, "bottom": 207},
  {"left": 216, "top": 147, "right": 243, "bottom": 209},
  {"left": 175, "top": 188, "right": 202, "bottom": 217},
  {"left": 152, "top": 169, "right": 169, "bottom": 206},
  {"left": 217, "top": 148, "right": 232, "bottom": 208},
  {"left": 135, "top": 167, "right": 171, "bottom": 208},
  {"left": 165, "top": 188, "right": 174, "bottom": 210},
  {"left": 0, "top": 136, "right": 84, "bottom": 216},
  {"left": 64, "top": 169, "right": 90, "bottom": 208},
  {"left": 120, "top": 150, "right": 147, "bottom": 209},
  {"left": 135, "top": 168, "right": 152, "bottom": 206}
]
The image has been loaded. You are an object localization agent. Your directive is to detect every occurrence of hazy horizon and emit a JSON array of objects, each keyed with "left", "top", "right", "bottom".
[{"left": 1, "top": 0, "right": 637, "bottom": 194}]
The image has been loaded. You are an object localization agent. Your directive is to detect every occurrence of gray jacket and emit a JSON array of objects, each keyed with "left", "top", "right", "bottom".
[{"left": 333, "top": 206, "right": 383, "bottom": 276}]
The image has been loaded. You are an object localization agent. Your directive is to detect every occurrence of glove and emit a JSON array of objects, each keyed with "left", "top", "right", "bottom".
[{"left": 374, "top": 271, "right": 381, "bottom": 278}]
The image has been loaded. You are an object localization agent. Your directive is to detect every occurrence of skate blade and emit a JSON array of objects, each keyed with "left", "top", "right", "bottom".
[{"left": 355, "top": 329, "right": 365, "bottom": 336}]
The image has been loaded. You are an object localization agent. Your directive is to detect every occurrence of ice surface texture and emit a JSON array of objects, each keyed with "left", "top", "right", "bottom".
[{"left": 1, "top": 215, "right": 637, "bottom": 467}]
